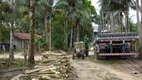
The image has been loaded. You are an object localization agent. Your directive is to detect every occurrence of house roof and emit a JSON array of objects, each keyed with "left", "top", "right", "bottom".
[{"left": 14, "top": 33, "right": 30, "bottom": 40}]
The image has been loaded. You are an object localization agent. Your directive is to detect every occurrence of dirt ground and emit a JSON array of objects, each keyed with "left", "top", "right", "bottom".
[
  {"left": 0, "top": 53, "right": 42, "bottom": 61},
  {"left": 71, "top": 52, "right": 142, "bottom": 80}
]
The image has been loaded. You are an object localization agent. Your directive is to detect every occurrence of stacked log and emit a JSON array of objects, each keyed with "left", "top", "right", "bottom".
[{"left": 11, "top": 51, "right": 77, "bottom": 80}]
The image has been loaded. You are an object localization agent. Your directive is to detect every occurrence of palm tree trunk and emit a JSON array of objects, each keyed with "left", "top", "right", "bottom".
[
  {"left": 136, "top": 0, "right": 142, "bottom": 59},
  {"left": 126, "top": 0, "right": 129, "bottom": 32},
  {"left": 76, "top": 23, "right": 79, "bottom": 42},
  {"left": 9, "top": 27, "right": 14, "bottom": 64},
  {"left": 9, "top": 0, "right": 14, "bottom": 66},
  {"left": 64, "top": 21, "right": 66, "bottom": 45},
  {"left": 49, "top": 16, "right": 52, "bottom": 51},
  {"left": 24, "top": 41, "right": 27, "bottom": 64},
  {"left": 109, "top": 13, "right": 113, "bottom": 32},
  {"left": 70, "top": 26, "right": 73, "bottom": 49},
  {"left": 39, "top": 43, "right": 41, "bottom": 53},
  {"left": 119, "top": 12, "right": 123, "bottom": 32},
  {"left": 125, "top": 10, "right": 129, "bottom": 32},
  {"left": 124, "top": 0, "right": 129, "bottom": 32},
  {"left": 124, "top": 11, "right": 127, "bottom": 32},
  {"left": 111, "top": 13, "right": 114, "bottom": 32},
  {"left": 64, "top": 20, "right": 68, "bottom": 48},
  {"left": 65, "top": 21, "right": 68, "bottom": 48},
  {"left": 45, "top": 12, "right": 48, "bottom": 50},
  {"left": 28, "top": 0, "right": 35, "bottom": 67}
]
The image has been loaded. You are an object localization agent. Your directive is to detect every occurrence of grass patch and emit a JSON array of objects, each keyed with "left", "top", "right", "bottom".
[
  {"left": 0, "top": 58, "right": 40, "bottom": 71},
  {"left": 11, "top": 59, "right": 25, "bottom": 69},
  {"left": 14, "top": 49, "right": 24, "bottom": 53},
  {"left": 0, "top": 58, "right": 25, "bottom": 71},
  {"left": 0, "top": 49, "right": 24, "bottom": 54},
  {"left": 0, "top": 51, "right": 10, "bottom": 54}
]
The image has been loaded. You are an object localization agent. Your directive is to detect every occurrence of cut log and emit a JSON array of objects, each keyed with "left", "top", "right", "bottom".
[{"left": 25, "top": 68, "right": 42, "bottom": 74}]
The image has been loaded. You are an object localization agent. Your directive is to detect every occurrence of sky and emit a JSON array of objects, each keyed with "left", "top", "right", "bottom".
[{"left": 91, "top": 0, "right": 137, "bottom": 23}]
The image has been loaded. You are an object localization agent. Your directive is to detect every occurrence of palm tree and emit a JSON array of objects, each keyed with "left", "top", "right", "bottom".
[
  {"left": 55, "top": 0, "right": 70, "bottom": 48},
  {"left": 0, "top": 0, "right": 15, "bottom": 65},
  {"left": 28, "top": 0, "right": 35, "bottom": 67},
  {"left": 37, "top": 0, "right": 54, "bottom": 51},
  {"left": 99, "top": 0, "right": 135, "bottom": 32},
  {"left": 55, "top": 0, "right": 92, "bottom": 48},
  {"left": 55, "top": 0, "right": 75, "bottom": 48},
  {"left": 7, "top": 0, "right": 15, "bottom": 66}
]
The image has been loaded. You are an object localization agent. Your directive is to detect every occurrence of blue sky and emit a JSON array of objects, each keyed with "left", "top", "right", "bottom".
[{"left": 91, "top": 0, "right": 137, "bottom": 23}]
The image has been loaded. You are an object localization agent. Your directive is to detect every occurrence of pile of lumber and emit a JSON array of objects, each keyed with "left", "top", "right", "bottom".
[
  {"left": 74, "top": 41, "right": 85, "bottom": 50},
  {"left": 11, "top": 51, "right": 77, "bottom": 80}
]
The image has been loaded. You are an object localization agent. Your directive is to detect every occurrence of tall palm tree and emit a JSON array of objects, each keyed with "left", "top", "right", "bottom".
[
  {"left": 55, "top": 0, "right": 70, "bottom": 48},
  {"left": 37, "top": 0, "right": 54, "bottom": 51},
  {"left": 28, "top": 0, "right": 35, "bottom": 67},
  {"left": 9, "top": 0, "right": 15, "bottom": 66},
  {"left": 99, "top": 0, "right": 135, "bottom": 32}
]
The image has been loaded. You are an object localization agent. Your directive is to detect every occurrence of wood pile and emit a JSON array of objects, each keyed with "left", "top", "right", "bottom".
[
  {"left": 74, "top": 41, "right": 85, "bottom": 51},
  {"left": 11, "top": 51, "right": 77, "bottom": 80}
]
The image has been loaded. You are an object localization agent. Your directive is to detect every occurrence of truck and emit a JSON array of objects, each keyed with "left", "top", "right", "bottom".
[{"left": 93, "top": 12, "right": 139, "bottom": 60}]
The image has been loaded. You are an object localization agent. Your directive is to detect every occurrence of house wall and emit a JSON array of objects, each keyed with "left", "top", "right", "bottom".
[
  {"left": 13, "top": 38, "right": 29, "bottom": 50},
  {"left": 13, "top": 37, "right": 30, "bottom": 51},
  {"left": 13, "top": 38, "right": 22, "bottom": 49}
]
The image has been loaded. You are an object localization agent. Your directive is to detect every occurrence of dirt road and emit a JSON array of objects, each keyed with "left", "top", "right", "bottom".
[
  {"left": 0, "top": 53, "right": 42, "bottom": 61},
  {"left": 71, "top": 52, "right": 142, "bottom": 80}
]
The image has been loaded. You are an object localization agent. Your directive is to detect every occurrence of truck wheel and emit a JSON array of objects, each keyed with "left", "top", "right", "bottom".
[
  {"left": 72, "top": 53, "right": 75, "bottom": 60},
  {"left": 85, "top": 50, "right": 89, "bottom": 57},
  {"left": 82, "top": 54, "right": 85, "bottom": 59},
  {"left": 72, "top": 54, "right": 75, "bottom": 60}
]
